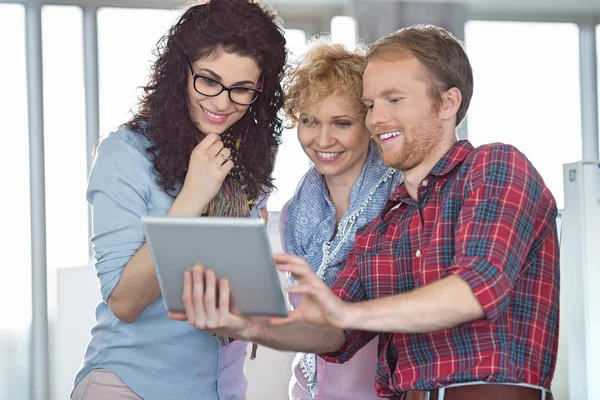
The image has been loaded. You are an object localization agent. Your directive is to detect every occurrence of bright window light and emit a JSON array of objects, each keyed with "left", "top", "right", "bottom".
[
  {"left": 0, "top": 6, "right": 31, "bottom": 329},
  {"left": 98, "top": 8, "right": 182, "bottom": 136},
  {"left": 42, "top": 6, "right": 89, "bottom": 276},
  {"left": 597, "top": 24, "right": 600, "bottom": 153},
  {"left": 284, "top": 28, "right": 307, "bottom": 60},
  {"left": 331, "top": 16, "right": 357, "bottom": 50},
  {"left": 466, "top": 21, "right": 582, "bottom": 209},
  {"left": 0, "top": 4, "right": 30, "bottom": 399},
  {"left": 268, "top": 29, "right": 310, "bottom": 211}
]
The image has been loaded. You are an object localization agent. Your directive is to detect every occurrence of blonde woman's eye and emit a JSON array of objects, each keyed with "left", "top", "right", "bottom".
[{"left": 301, "top": 118, "right": 315, "bottom": 126}]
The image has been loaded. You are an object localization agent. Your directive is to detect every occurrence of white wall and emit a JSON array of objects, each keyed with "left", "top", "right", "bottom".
[{"left": 53, "top": 265, "right": 100, "bottom": 400}]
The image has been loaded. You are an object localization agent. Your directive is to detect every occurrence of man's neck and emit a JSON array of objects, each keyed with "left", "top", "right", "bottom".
[{"left": 402, "top": 135, "right": 458, "bottom": 201}]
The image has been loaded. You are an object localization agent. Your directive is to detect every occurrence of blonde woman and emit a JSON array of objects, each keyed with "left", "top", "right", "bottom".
[{"left": 279, "top": 40, "right": 401, "bottom": 400}]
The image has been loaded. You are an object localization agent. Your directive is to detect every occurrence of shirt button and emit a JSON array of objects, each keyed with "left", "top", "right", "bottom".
[
  {"left": 415, "top": 249, "right": 421, "bottom": 257},
  {"left": 422, "top": 179, "right": 428, "bottom": 187}
]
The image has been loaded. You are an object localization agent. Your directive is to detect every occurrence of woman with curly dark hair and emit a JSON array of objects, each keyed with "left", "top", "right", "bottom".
[{"left": 71, "top": 1, "right": 287, "bottom": 399}]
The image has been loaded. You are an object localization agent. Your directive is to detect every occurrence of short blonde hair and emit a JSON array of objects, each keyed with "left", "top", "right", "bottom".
[{"left": 284, "top": 38, "right": 367, "bottom": 126}]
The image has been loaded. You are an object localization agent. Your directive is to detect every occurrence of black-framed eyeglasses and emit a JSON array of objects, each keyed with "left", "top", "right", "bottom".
[{"left": 188, "top": 59, "right": 263, "bottom": 106}]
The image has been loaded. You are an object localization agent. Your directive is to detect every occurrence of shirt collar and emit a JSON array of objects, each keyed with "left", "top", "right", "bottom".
[
  {"left": 429, "top": 139, "right": 474, "bottom": 177},
  {"left": 389, "top": 139, "right": 474, "bottom": 202}
]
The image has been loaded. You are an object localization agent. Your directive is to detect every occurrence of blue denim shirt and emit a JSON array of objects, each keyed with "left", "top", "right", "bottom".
[{"left": 73, "top": 127, "right": 263, "bottom": 400}]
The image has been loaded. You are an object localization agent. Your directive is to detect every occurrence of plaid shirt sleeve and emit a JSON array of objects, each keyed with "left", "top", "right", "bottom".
[
  {"left": 446, "top": 144, "right": 557, "bottom": 322},
  {"left": 319, "top": 245, "right": 378, "bottom": 364}
]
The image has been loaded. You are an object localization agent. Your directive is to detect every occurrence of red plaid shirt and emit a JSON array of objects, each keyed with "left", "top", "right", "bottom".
[{"left": 321, "top": 140, "right": 560, "bottom": 398}]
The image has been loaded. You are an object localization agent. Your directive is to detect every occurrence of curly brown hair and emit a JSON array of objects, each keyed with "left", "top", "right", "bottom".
[
  {"left": 126, "top": 0, "right": 287, "bottom": 200},
  {"left": 284, "top": 38, "right": 367, "bottom": 126}
]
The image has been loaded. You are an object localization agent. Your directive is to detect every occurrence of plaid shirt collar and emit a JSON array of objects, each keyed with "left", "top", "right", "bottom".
[{"left": 390, "top": 139, "right": 474, "bottom": 203}]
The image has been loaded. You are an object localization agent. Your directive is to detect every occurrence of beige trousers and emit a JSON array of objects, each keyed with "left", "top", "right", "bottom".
[{"left": 71, "top": 369, "right": 143, "bottom": 400}]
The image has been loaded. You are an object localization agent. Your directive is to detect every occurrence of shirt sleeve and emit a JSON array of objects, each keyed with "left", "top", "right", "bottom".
[
  {"left": 319, "top": 249, "right": 377, "bottom": 364},
  {"left": 279, "top": 199, "right": 290, "bottom": 250},
  {"left": 446, "top": 144, "right": 557, "bottom": 323},
  {"left": 87, "top": 136, "right": 151, "bottom": 302},
  {"left": 254, "top": 189, "right": 271, "bottom": 210}
]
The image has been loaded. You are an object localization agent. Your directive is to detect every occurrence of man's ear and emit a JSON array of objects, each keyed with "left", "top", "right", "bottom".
[{"left": 439, "top": 87, "right": 462, "bottom": 123}]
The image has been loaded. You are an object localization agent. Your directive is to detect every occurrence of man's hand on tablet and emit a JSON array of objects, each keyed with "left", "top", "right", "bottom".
[
  {"left": 167, "top": 264, "right": 266, "bottom": 341},
  {"left": 168, "top": 257, "right": 348, "bottom": 354}
]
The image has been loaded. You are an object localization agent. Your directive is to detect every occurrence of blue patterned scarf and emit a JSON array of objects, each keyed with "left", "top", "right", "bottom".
[{"left": 283, "top": 143, "right": 400, "bottom": 398}]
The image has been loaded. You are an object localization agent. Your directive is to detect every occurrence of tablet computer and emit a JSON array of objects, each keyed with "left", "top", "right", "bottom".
[{"left": 141, "top": 216, "right": 288, "bottom": 317}]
